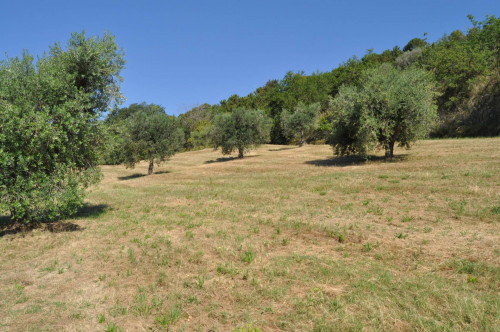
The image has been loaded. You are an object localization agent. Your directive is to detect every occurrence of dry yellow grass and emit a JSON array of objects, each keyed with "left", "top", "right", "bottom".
[{"left": 1, "top": 138, "right": 499, "bottom": 331}]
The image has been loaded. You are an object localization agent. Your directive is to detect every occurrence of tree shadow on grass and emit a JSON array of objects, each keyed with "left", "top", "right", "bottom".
[
  {"left": 72, "top": 203, "right": 109, "bottom": 220},
  {"left": 205, "top": 155, "right": 258, "bottom": 164},
  {"left": 268, "top": 146, "right": 298, "bottom": 152},
  {"left": 118, "top": 170, "right": 170, "bottom": 180},
  {"left": 305, "top": 154, "right": 408, "bottom": 167},
  {"left": 118, "top": 173, "right": 146, "bottom": 180},
  {"left": 0, "top": 203, "right": 108, "bottom": 238}
]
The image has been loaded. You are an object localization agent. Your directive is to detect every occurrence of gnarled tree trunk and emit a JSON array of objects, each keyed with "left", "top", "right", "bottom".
[
  {"left": 385, "top": 141, "right": 395, "bottom": 158},
  {"left": 148, "top": 158, "right": 154, "bottom": 175}
]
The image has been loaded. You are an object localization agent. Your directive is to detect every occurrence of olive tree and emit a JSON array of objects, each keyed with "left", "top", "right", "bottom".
[
  {"left": 0, "top": 32, "right": 125, "bottom": 224},
  {"left": 281, "top": 102, "right": 320, "bottom": 146},
  {"left": 102, "top": 103, "right": 158, "bottom": 165},
  {"left": 328, "top": 85, "right": 376, "bottom": 156},
  {"left": 212, "top": 107, "right": 271, "bottom": 158},
  {"left": 329, "top": 64, "right": 437, "bottom": 158},
  {"left": 121, "top": 104, "right": 185, "bottom": 175}
]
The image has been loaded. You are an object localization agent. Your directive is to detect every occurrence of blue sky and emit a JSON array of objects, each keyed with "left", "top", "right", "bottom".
[{"left": 1, "top": 1, "right": 499, "bottom": 115}]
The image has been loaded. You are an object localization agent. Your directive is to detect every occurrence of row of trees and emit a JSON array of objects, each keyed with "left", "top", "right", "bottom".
[
  {"left": 178, "top": 15, "right": 500, "bottom": 144},
  {"left": 2, "top": 14, "right": 497, "bottom": 224},
  {"left": 102, "top": 62, "right": 436, "bottom": 169}
]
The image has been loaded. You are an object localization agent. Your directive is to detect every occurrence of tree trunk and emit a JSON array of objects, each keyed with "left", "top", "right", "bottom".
[
  {"left": 300, "top": 130, "right": 305, "bottom": 147},
  {"left": 238, "top": 147, "right": 244, "bottom": 158},
  {"left": 148, "top": 158, "right": 154, "bottom": 175},
  {"left": 385, "top": 141, "right": 395, "bottom": 158}
]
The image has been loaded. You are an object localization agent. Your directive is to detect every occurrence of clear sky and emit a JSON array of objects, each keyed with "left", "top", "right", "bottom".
[{"left": 1, "top": 0, "right": 499, "bottom": 115}]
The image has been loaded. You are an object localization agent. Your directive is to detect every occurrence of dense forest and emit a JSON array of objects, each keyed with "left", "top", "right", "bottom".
[{"left": 99, "top": 15, "right": 500, "bottom": 164}]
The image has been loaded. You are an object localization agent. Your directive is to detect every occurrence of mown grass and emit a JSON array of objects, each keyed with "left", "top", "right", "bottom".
[{"left": 0, "top": 138, "right": 499, "bottom": 331}]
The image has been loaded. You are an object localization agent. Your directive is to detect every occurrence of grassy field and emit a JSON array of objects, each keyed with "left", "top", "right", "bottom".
[{"left": 1, "top": 138, "right": 499, "bottom": 331}]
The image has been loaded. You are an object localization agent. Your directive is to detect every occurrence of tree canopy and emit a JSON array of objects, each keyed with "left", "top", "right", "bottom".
[
  {"left": 329, "top": 64, "right": 437, "bottom": 158},
  {"left": 121, "top": 103, "right": 185, "bottom": 175},
  {"left": 281, "top": 102, "right": 320, "bottom": 146},
  {"left": 187, "top": 15, "right": 499, "bottom": 142},
  {"left": 212, "top": 108, "right": 271, "bottom": 158},
  {"left": 0, "top": 32, "right": 124, "bottom": 223}
]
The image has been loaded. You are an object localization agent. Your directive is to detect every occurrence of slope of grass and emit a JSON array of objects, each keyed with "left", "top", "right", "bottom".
[{"left": 1, "top": 138, "right": 499, "bottom": 331}]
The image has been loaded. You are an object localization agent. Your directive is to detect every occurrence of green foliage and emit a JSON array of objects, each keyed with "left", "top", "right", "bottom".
[
  {"left": 403, "top": 37, "right": 428, "bottom": 52},
  {"left": 106, "top": 102, "right": 154, "bottom": 125},
  {"left": 212, "top": 108, "right": 271, "bottom": 158},
  {"left": 423, "top": 30, "right": 492, "bottom": 116},
  {"left": 421, "top": 16, "right": 500, "bottom": 136},
  {"left": 102, "top": 102, "right": 163, "bottom": 165},
  {"left": 395, "top": 48, "right": 423, "bottom": 69},
  {"left": 281, "top": 102, "right": 320, "bottom": 146},
  {"left": 188, "top": 120, "right": 213, "bottom": 149},
  {"left": 121, "top": 103, "right": 184, "bottom": 175},
  {"left": 252, "top": 80, "right": 289, "bottom": 144},
  {"left": 178, "top": 103, "right": 217, "bottom": 150},
  {"left": 328, "top": 85, "right": 375, "bottom": 156},
  {"left": 100, "top": 120, "right": 127, "bottom": 165},
  {"left": 0, "top": 32, "right": 124, "bottom": 223},
  {"left": 329, "top": 64, "right": 437, "bottom": 157},
  {"left": 199, "top": 15, "right": 500, "bottom": 140},
  {"left": 241, "top": 250, "right": 256, "bottom": 264}
]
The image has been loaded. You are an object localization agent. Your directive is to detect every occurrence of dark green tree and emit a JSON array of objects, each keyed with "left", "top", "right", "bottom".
[
  {"left": 281, "top": 102, "right": 320, "bottom": 146},
  {"left": 102, "top": 102, "right": 158, "bottom": 165},
  {"left": 328, "top": 85, "right": 375, "bottom": 156},
  {"left": 0, "top": 32, "right": 125, "bottom": 223},
  {"left": 423, "top": 30, "right": 492, "bottom": 117},
  {"left": 188, "top": 120, "right": 213, "bottom": 149},
  {"left": 212, "top": 108, "right": 271, "bottom": 158},
  {"left": 121, "top": 104, "right": 184, "bottom": 175},
  {"left": 329, "top": 64, "right": 437, "bottom": 158},
  {"left": 403, "top": 37, "right": 428, "bottom": 52},
  {"left": 178, "top": 103, "right": 216, "bottom": 150}
]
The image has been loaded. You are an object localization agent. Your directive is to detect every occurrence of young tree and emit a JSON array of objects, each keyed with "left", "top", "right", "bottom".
[
  {"left": 281, "top": 102, "right": 320, "bottom": 146},
  {"left": 0, "top": 32, "right": 124, "bottom": 224},
  {"left": 329, "top": 64, "right": 437, "bottom": 158},
  {"left": 122, "top": 104, "right": 184, "bottom": 175},
  {"left": 212, "top": 108, "right": 271, "bottom": 158}
]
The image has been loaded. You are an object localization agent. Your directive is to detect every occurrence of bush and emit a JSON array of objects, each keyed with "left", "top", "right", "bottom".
[{"left": 0, "top": 32, "right": 124, "bottom": 223}]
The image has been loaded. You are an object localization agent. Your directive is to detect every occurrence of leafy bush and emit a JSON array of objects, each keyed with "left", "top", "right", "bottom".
[{"left": 0, "top": 32, "right": 124, "bottom": 223}]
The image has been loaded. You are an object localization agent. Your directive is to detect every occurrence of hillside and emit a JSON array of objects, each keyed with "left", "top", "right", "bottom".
[
  {"left": 174, "top": 15, "right": 500, "bottom": 148},
  {"left": 1, "top": 139, "right": 499, "bottom": 331}
]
